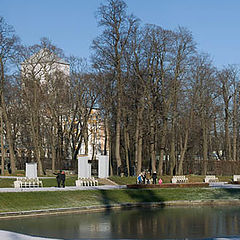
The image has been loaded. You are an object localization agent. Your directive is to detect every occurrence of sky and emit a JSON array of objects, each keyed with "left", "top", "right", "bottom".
[{"left": 1, "top": 0, "right": 240, "bottom": 68}]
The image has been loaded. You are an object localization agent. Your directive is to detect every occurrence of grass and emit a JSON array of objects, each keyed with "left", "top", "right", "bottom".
[
  {"left": 0, "top": 174, "right": 237, "bottom": 214},
  {"left": 0, "top": 176, "right": 78, "bottom": 188},
  {"left": 0, "top": 175, "right": 234, "bottom": 188},
  {"left": 0, "top": 188, "right": 240, "bottom": 213},
  {"left": 41, "top": 177, "right": 78, "bottom": 187}
]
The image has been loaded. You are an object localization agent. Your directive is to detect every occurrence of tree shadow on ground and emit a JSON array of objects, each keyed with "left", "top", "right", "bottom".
[
  {"left": 98, "top": 189, "right": 166, "bottom": 212},
  {"left": 212, "top": 188, "right": 240, "bottom": 200}
]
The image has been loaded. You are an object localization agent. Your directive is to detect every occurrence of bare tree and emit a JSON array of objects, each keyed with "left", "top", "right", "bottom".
[
  {"left": 217, "top": 66, "right": 240, "bottom": 161},
  {"left": 0, "top": 16, "right": 19, "bottom": 174},
  {"left": 20, "top": 39, "right": 67, "bottom": 175},
  {"left": 92, "top": 0, "right": 137, "bottom": 175}
]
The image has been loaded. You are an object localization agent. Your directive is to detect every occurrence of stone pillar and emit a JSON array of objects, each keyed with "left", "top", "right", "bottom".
[
  {"left": 98, "top": 155, "right": 109, "bottom": 178},
  {"left": 78, "top": 156, "right": 91, "bottom": 178},
  {"left": 26, "top": 163, "right": 38, "bottom": 179}
]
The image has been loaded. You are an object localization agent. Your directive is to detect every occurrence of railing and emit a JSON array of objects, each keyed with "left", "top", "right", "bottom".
[
  {"left": 75, "top": 177, "right": 98, "bottom": 187},
  {"left": 14, "top": 177, "right": 43, "bottom": 188}
]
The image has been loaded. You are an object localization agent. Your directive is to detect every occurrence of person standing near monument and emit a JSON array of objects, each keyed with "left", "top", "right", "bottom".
[
  {"left": 54, "top": 170, "right": 61, "bottom": 187},
  {"left": 152, "top": 171, "right": 157, "bottom": 184},
  {"left": 61, "top": 170, "right": 66, "bottom": 188},
  {"left": 146, "top": 171, "right": 151, "bottom": 184}
]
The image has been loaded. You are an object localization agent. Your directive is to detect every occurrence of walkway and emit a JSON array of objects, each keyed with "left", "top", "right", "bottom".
[
  {"left": 0, "top": 230, "right": 59, "bottom": 240},
  {"left": 209, "top": 182, "right": 240, "bottom": 189},
  {"left": 0, "top": 185, "right": 126, "bottom": 192},
  {"left": 1, "top": 181, "right": 240, "bottom": 193}
]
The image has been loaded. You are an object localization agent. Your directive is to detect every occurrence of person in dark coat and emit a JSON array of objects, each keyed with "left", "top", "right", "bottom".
[
  {"left": 142, "top": 171, "right": 146, "bottom": 184},
  {"left": 54, "top": 170, "right": 61, "bottom": 187},
  {"left": 152, "top": 171, "right": 157, "bottom": 184},
  {"left": 7, "top": 163, "right": 12, "bottom": 174},
  {"left": 61, "top": 170, "right": 66, "bottom": 188}
]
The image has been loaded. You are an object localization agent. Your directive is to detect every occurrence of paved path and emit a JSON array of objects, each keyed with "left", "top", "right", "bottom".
[
  {"left": 1, "top": 181, "right": 240, "bottom": 193},
  {"left": 0, "top": 176, "right": 55, "bottom": 179},
  {"left": 209, "top": 182, "right": 240, "bottom": 188},
  {"left": 0, "top": 230, "right": 59, "bottom": 240},
  {"left": 0, "top": 185, "right": 126, "bottom": 192}
]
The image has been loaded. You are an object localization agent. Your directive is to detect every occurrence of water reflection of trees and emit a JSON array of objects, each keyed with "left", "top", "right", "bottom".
[
  {"left": 1, "top": 206, "right": 240, "bottom": 239},
  {"left": 109, "top": 207, "right": 240, "bottom": 239}
]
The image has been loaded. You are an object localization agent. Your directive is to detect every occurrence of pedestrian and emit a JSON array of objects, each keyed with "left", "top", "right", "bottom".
[
  {"left": 152, "top": 171, "right": 157, "bottom": 184},
  {"left": 142, "top": 171, "right": 146, "bottom": 184},
  {"left": 146, "top": 171, "right": 151, "bottom": 184},
  {"left": 54, "top": 170, "right": 61, "bottom": 187},
  {"left": 61, "top": 170, "right": 66, "bottom": 188},
  {"left": 158, "top": 178, "right": 163, "bottom": 185},
  {"left": 137, "top": 174, "right": 142, "bottom": 184},
  {"left": 7, "top": 163, "right": 12, "bottom": 174}
]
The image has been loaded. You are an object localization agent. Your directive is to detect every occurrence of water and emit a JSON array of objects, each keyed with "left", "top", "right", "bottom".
[{"left": 0, "top": 206, "right": 240, "bottom": 239}]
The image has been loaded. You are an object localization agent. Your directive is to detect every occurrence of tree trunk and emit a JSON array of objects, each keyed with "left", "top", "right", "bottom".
[
  {"left": 0, "top": 61, "right": 16, "bottom": 174},
  {"left": 30, "top": 113, "right": 43, "bottom": 175},
  {"left": 150, "top": 112, "right": 156, "bottom": 173},
  {"left": 169, "top": 136, "right": 176, "bottom": 175},
  {"left": 158, "top": 117, "right": 167, "bottom": 175},
  {"left": 224, "top": 106, "right": 231, "bottom": 160},
  {"left": 104, "top": 118, "right": 109, "bottom": 155},
  {"left": 232, "top": 88, "right": 237, "bottom": 161},
  {"left": 51, "top": 125, "right": 57, "bottom": 171},
  {"left": 1, "top": 96, "right": 16, "bottom": 174},
  {"left": 137, "top": 126, "right": 143, "bottom": 175},
  {"left": 115, "top": 106, "right": 122, "bottom": 175},
  {"left": 135, "top": 115, "right": 140, "bottom": 175},
  {"left": 202, "top": 119, "right": 208, "bottom": 175},
  {"left": 124, "top": 127, "right": 130, "bottom": 176},
  {"left": 177, "top": 128, "right": 189, "bottom": 175},
  {"left": 135, "top": 101, "right": 144, "bottom": 175},
  {"left": 169, "top": 118, "right": 176, "bottom": 175},
  {"left": 1, "top": 110, "right": 5, "bottom": 175},
  {"left": 177, "top": 107, "right": 193, "bottom": 175},
  {"left": 84, "top": 126, "right": 88, "bottom": 155}
]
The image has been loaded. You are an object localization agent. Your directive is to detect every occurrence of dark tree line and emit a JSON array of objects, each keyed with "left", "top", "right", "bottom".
[{"left": 1, "top": 1, "right": 240, "bottom": 176}]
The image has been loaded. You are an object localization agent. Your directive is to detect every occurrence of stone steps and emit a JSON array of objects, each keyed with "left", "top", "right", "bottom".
[{"left": 98, "top": 178, "right": 118, "bottom": 186}]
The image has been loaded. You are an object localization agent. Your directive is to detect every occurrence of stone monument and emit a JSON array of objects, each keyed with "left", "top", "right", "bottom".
[
  {"left": 78, "top": 156, "right": 91, "bottom": 179},
  {"left": 26, "top": 162, "right": 38, "bottom": 179},
  {"left": 98, "top": 155, "right": 109, "bottom": 178}
]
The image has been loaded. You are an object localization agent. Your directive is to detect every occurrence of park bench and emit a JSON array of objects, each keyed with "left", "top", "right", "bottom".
[
  {"left": 14, "top": 177, "right": 43, "bottom": 188},
  {"left": 233, "top": 175, "right": 240, "bottom": 182},
  {"left": 75, "top": 177, "right": 98, "bottom": 187},
  {"left": 171, "top": 176, "right": 188, "bottom": 184},
  {"left": 204, "top": 175, "right": 219, "bottom": 183}
]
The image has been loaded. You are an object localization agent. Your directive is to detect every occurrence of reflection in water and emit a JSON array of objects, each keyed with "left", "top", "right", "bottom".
[{"left": 0, "top": 206, "right": 240, "bottom": 239}]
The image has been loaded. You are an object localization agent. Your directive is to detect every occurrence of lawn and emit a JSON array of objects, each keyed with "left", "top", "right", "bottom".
[
  {"left": 109, "top": 175, "right": 233, "bottom": 185},
  {"left": 0, "top": 188, "right": 240, "bottom": 213},
  {"left": 0, "top": 176, "right": 78, "bottom": 188}
]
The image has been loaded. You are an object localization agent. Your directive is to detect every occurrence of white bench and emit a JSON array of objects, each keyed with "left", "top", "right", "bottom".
[
  {"left": 76, "top": 177, "right": 98, "bottom": 187},
  {"left": 204, "top": 175, "right": 219, "bottom": 183},
  {"left": 233, "top": 175, "right": 240, "bottom": 182},
  {"left": 14, "top": 177, "right": 43, "bottom": 188},
  {"left": 171, "top": 176, "right": 188, "bottom": 184}
]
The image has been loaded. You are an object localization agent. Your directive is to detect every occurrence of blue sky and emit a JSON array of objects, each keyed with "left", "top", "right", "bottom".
[{"left": 1, "top": 0, "right": 240, "bottom": 68}]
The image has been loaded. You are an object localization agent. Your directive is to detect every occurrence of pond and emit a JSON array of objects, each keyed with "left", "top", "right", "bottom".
[{"left": 0, "top": 206, "right": 240, "bottom": 239}]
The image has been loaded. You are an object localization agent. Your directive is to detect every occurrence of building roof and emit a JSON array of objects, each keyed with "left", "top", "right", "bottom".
[{"left": 22, "top": 48, "right": 69, "bottom": 66}]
